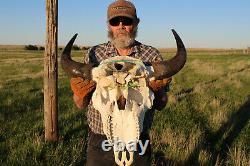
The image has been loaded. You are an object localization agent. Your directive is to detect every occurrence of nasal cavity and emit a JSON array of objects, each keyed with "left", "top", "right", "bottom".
[
  {"left": 114, "top": 63, "right": 123, "bottom": 71},
  {"left": 117, "top": 95, "right": 126, "bottom": 110}
]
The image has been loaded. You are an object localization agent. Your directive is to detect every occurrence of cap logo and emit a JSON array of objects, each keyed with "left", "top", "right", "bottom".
[{"left": 113, "top": 6, "right": 131, "bottom": 11}]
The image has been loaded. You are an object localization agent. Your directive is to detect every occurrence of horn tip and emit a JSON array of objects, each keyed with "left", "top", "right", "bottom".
[
  {"left": 73, "top": 33, "right": 78, "bottom": 40},
  {"left": 171, "top": 29, "right": 178, "bottom": 36}
]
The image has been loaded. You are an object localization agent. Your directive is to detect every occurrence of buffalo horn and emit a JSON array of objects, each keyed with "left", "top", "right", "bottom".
[
  {"left": 151, "top": 29, "right": 187, "bottom": 79},
  {"left": 60, "top": 34, "right": 93, "bottom": 79}
]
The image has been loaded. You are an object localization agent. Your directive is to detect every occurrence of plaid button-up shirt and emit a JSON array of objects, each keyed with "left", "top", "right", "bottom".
[{"left": 84, "top": 40, "right": 164, "bottom": 135}]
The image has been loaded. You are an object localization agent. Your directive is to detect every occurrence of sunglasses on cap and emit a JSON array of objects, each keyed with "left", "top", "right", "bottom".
[{"left": 109, "top": 16, "right": 133, "bottom": 26}]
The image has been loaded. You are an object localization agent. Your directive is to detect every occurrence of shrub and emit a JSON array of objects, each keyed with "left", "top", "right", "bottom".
[
  {"left": 24, "top": 45, "right": 38, "bottom": 50},
  {"left": 72, "top": 45, "right": 80, "bottom": 50},
  {"left": 39, "top": 46, "right": 45, "bottom": 50}
]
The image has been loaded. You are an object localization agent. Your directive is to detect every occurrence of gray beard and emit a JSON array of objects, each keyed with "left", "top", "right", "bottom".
[{"left": 108, "top": 27, "right": 138, "bottom": 49}]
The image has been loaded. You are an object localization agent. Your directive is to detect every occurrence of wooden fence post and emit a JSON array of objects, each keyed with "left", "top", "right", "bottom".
[{"left": 44, "top": 0, "right": 58, "bottom": 141}]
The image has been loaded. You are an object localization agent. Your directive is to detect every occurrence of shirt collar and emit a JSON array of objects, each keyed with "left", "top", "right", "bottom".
[{"left": 105, "top": 41, "right": 117, "bottom": 55}]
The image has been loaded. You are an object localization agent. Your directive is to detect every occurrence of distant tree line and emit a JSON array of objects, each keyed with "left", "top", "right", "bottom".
[{"left": 24, "top": 44, "right": 91, "bottom": 51}]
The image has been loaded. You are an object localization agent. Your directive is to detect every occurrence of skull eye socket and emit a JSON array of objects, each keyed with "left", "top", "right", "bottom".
[{"left": 114, "top": 63, "right": 123, "bottom": 71}]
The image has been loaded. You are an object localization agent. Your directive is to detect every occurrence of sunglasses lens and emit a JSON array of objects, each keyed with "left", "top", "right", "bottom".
[
  {"left": 109, "top": 17, "right": 133, "bottom": 26},
  {"left": 123, "top": 18, "right": 133, "bottom": 26},
  {"left": 109, "top": 18, "right": 120, "bottom": 26}
]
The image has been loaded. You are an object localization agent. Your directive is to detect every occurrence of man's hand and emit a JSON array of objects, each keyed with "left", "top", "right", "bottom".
[
  {"left": 70, "top": 77, "right": 96, "bottom": 98},
  {"left": 148, "top": 77, "right": 172, "bottom": 92},
  {"left": 148, "top": 77, "right": 172, "bottom": 110},
  {"left": 70, "top": 77, "right": 96, "bottom": 109}
]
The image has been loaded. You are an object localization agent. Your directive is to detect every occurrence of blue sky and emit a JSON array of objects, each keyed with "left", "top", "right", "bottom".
[{"left": 0, "top": 0, "right": 249, "bottom": 48}]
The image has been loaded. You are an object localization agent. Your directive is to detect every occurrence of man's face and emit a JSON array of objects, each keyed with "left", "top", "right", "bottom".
[{"left": 108, "top": 16, "right": 138, "bottom": 49}]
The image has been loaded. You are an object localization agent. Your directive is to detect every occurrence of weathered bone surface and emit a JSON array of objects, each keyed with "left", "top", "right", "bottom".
[{"left": 91, "top": 56, "right": 155, "bottom": 165}]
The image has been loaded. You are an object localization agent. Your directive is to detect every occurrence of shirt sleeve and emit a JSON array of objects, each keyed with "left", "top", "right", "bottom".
[
  {"left": 152, "top": 48, "right": 163, "bottom": 62},
  {"left": 83, "top": 48, "right": 91, "bottom": 63},
  {"left": 84, "top": 46, "right": 100, "bottom": 65}
]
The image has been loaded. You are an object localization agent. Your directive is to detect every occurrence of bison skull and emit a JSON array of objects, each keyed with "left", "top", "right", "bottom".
[
  {"left": 91, "top": 56, "right": 154, "bottom": 165},
  {"left": 60, "top": 29, "right": 187, "bottom": 166}
]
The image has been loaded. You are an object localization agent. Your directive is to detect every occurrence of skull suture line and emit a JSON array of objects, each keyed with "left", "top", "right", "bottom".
[
  {"left": 91, "top": 56, "right": 155, "bottom": 165},
  {"left": 60, "top": 29, "right": 187, "bottom": 166}
]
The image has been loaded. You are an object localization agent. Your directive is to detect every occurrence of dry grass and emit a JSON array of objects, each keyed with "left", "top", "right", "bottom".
[
  {"left": 210, "top": 106, "right": 229, "bottom": 130},
  {"left": 0, "top": 58, "right": 43, "bottom": 64},
  {"left": 151, "top": 125, "right": 208, "bottom": 164},
  {"left": 189, "top": 59, "right": 224, "bottom": 76},
  {"left": 4, "top": 72, "right": 44, "bottom": 82},
  {"left": 0, "top": 45, "right": 24, "bottom": 50},
  {"left": 227, "top": 145, "right": 250, "bottom": 166},
  {"left": 228, "top": 60, "right": 250, "bottom": 71},
  {"left": 198, "top": 150, "right": 214, "bottom": 165}
]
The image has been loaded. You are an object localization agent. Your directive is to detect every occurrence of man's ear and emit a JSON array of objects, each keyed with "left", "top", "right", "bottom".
[{"left": 135, "top": 18, "right": 140, "bottom": 25}]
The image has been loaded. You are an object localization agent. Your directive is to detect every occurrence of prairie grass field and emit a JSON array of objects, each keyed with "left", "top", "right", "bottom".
[{"left": 0, "top": 46, "right": 250, "bottom": 165}]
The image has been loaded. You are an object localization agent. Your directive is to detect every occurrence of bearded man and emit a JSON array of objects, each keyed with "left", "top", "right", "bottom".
[{"left": 70, "top": 0, "right": 172, "bottom": 165}]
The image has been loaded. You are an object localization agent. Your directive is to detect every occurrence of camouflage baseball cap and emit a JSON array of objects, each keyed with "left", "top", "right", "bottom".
[{"left": 107, "top": 0, "right": 138, "bottom": 21}]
